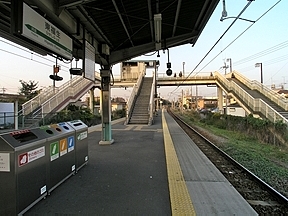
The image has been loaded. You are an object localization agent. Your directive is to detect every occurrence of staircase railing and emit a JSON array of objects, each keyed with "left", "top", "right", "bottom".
[
  {"left": 21, "top": 72, "right": 101, "bottom": 117},
  {"left": 41, "top": 77, "right": 94, "bottom": 115},
  {"left": 19, "top": 75, "right": 99, "bottom": 128},
  {"left": 21, "top": 85, "right": 56, "bottom": 116},
  {"left": 148, "top": 72, "right": 156, "bottom": 125},
  {"left": 125, "top": 69, "right": 145, "bottom": 123},
  {"left": 214, "top": 71, "right": 288, "bottom": 124},
  {"left": 232, "top": 71, "right": 288, "bottom": 110}
]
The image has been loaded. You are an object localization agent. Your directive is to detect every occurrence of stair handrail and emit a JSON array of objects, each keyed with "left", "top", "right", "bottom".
[
  {"left": 21, "top": 85, "right": 57, "bottom": 115},
  {"left": 125, "top": 68, "right": 146, "bottom": 122},
  {"left": 231, "top": 71, "right": 288, "bottom": 110},
  {"left": 214, "top": 71, "right": 288, "bottom": 124},
  {"left": 148, "top": 72, "right": 156, "bottom": 125},
  {"left": 21, "top": 71, "right": 101, "bottom": 116},
  {"left": 21, "top": 77, "right": 94, "bottom": 128},
  {"left": 41, "top": 77, "right": 94, "bottom": 115}
]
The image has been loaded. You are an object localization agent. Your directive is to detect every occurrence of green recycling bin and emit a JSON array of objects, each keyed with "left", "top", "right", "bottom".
[
  {"left": 67, "top": 120, "right": 88, "bottom": 172},
  {"left": 0, "top": 128, "right": 48, "bottom": 215},
  {"left": 42, "top": 123, "right": 76, "bottom": 194}
]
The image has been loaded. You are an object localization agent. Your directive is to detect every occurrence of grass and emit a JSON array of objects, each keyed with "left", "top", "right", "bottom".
[{"left": 176, "top": 110, "right": 288, "bottom": 195}]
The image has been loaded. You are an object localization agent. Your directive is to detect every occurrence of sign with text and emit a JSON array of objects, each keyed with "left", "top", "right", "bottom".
[
  {"left": 84, "top": 41, "right": 96, "bottom": 81},
  {"left": 22, "top": 3, "right": 73, "bottom": 60},
  {"left": 60, "top": 138, "right": 68, "bottom": 156},
  {"left": 50, "top": 142, "right": 59, "bottom": 161},
  {"left": 68, "top": 136, "right": 75, "bottom": 152},
  {"left": 0, "top": 153, "right": 10, "bottom": 172},
  {"left": 18, "top": 146, "right": 45, "bottom": 167}
]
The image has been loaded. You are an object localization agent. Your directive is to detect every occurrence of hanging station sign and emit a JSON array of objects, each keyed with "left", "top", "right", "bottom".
[{"left": 21, "top": 3, "right": 73, "bottom": 60}]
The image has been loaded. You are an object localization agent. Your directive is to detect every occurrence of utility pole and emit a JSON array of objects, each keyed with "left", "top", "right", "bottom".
[
  {"left": 255, "top": 63, "right": 263, "bottom": 84},
  {"left": 183, "top": 62, "right": 185, "bottom": 77},
  {"left": 195, "top": 85, "right": 198, "bottom": 111},
  {"left": 181, "top": 89, "right": 184, "bottom": 114},
  {"left": 191, "top": 86, "right": 193, "bottom": 109},
  {"left": 227, "top": 58, "right": 232, "bottom": 72},
  {"left": 223, "top": 60, "right": 229, "bottom": 114},
  {"left": 1, "top": 87, "right": 6, "bottom": 94}
]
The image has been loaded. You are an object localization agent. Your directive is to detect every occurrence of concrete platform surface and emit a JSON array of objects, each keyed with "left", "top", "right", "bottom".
[{"left": 25, "top": 113, "right": 171, "bottom": 215}]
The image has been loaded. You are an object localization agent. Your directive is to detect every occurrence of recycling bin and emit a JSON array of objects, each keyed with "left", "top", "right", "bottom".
[
  {"left": 67, "top": 120, "right": 88, "bottom": 172},
  {"left": 41, "top": 123, "right": 76, "bottom": 193},
  {"left": 0, "top": 128, "right": 48, "bottom": 215}
]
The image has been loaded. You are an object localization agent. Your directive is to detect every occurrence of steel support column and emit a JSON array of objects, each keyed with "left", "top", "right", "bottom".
[{"left": 99, "top": 68, "right": 114, "bottom": 145}]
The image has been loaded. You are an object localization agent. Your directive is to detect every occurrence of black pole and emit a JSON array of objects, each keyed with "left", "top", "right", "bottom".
[{"left": 260, "top": 63, "right": 263, "bottom": 84}]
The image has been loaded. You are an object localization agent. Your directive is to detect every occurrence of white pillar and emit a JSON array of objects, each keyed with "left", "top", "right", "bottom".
[
  {"left": 217, "top": 86, "right": 224, "bottom": 114},
  {"left": 89, "top": 88, "right": 94, "bottom": 114},
  {"left": 14, "top": 100, "right": 18, "bottom": 130}
]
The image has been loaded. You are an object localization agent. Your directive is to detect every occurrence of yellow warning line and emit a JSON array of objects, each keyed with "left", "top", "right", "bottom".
[{"left": 162, "top": 109, "right": 196, "bottom": 216}]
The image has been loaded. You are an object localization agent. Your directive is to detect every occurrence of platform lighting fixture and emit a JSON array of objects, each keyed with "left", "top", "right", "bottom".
[
  {"left": 154, "top": 14, "right": 162, "bottom": 51},
  {"left": 255, "top": 63, "right": 263, "bottom": 84},
  {"left": 166, "top": 49, "right": 172, "bottom": 76}
]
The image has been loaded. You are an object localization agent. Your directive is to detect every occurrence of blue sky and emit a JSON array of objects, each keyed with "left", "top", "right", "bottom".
[{"left": 0, "top": 0, "right": 287, "bottom": 100}]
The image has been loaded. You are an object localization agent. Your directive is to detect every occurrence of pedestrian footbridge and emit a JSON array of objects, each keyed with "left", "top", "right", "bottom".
[{"left": 19, "top": 70, "right": 288, "bottom": 128}]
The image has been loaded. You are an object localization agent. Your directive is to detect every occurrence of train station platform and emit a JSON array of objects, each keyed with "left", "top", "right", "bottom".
[{"left": 24, "top": 110, "right": 257, "bottom": 215}]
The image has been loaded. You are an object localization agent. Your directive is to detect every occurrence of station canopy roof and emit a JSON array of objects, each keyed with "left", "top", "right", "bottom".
[{"left": 0, "top": 0, "right": 219, "bottom": 65}]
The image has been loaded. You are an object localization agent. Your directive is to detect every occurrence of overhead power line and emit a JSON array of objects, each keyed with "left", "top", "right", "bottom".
[
  {"left": 0, "top": 39, "right": 71, "bottom": 70},
  {"left": 234, "top": 40, "right": 288, "bottom": 66},
  {"left": 168, "top": 1, "right": 254, "bottom": 95},
  {"left": 0, "top": 48, "right": 70, "bottom": 73},
  {"left": 197, "top": 0, "right": 281, "bottom": 73}
]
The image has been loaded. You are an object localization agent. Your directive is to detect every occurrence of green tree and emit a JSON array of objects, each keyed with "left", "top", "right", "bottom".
[{"left": 18, "top": 80, "right": 40, "bottom": 100}]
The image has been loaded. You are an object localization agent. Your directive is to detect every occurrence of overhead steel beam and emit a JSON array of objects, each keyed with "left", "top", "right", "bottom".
[
  {"left": 76, "top": 5, "right": 112, "bottom": 47},
  {"left": 172, "top": 0, "right": 182, "bottom": 37},
  {"left": 147, "top": 0, "right": 154, "bottom": 41},
  {"left": 58, "top": 0, "right": 96, "bottom": 8},
  {"left": 27, "top": 0, "right": 78, "bottom": 36},
  {"left": 110, "top": 32, "right": 198, "bottom": 64},
  {"left": 191, "top": 0, "right": 219, "bottom": 46},
  {"left": 111, "top": 0, "right": 134, "bottom": 46},
  {"left": 194, "top": 0, "right": 218, "bottom": 30}
]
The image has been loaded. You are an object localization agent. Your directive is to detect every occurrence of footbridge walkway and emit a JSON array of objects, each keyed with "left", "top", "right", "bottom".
[{"left": 19, "top": 70, "right": 288, "bottom": 128}]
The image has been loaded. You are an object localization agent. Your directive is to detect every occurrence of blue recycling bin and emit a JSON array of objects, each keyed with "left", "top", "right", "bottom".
[{"left": 67, "top": 120, "right": 88, "bottom": 172}]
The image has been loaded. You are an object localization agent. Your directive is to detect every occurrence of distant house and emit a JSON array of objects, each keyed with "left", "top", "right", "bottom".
[
  {"left": 226, "top": 103, "right": 246, "bottom": 117},
  {"left": 111, "top": 97, "right": 126, "bottom": 111},
  {"left": 276, "top": 89, "right": 288, "bottom": 98}
]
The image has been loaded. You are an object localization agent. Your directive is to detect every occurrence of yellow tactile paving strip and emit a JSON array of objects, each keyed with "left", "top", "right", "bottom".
[{"left": 162, "top": 109, "right": 196, "bottom": 216}]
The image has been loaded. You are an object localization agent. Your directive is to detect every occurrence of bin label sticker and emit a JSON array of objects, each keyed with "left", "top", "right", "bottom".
[
  {"left": 77, "top": 131, "right": 88, "bottom": 140},
  {"left": 0, "top": 153, "right": 10, "bottom": 172},
  {"left": 60, "top": 138, "right": 68, "bottom": 156},
  {"left": 18, "top": 146, "right": 45, "bottom": 167},
  {"left": 68, "top": 136, "right": 74, "bottom": 152},
  {"left": 50, "top": 142, "right": 59, "bottom": 161}
]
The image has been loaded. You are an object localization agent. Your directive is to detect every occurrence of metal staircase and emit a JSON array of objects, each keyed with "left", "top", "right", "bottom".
[
  {"left": 128, "top": 77, "right": 153, "bottom": 124},
  {"left": 215, "top": 71, "right": 288, "bottom": 124},
  {"left": 20, "top": 75, "right": 99, "bottom": 127}
]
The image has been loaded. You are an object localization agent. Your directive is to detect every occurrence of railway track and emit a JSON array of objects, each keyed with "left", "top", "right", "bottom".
[{"left": 168, "top": 109, "right": 288, "bottom": 215}]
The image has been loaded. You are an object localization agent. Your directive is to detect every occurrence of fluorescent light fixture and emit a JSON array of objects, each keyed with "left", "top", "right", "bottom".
[{"left": 154, "top": 14, "right": 162, "bottom": 50}]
